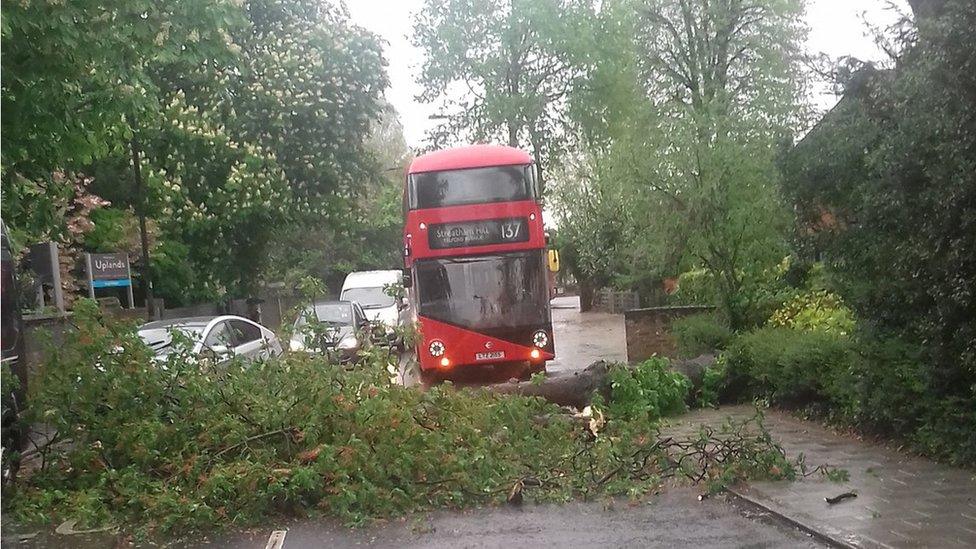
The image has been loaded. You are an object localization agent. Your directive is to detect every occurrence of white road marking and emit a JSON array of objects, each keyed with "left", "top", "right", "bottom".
[{"left": 264, "top": 530, "right": 287, "bottom": 549}]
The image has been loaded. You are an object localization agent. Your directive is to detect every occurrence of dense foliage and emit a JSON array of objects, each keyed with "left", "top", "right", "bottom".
[
  {"left": 777, "top": 0, "right": 975, "bottom": 459},
  {"left": 767, "top": 290, "right": 856, "bottom": 336},
  {"left": 1, "top": 0, "right": 396, "bottom": 303},
  {"left": 4, "top": 302, "right": 796, "bottom": 536},
  {"left": 548, "top": 0, "right": 805, "bottom": 321},
  {"left": 605, "top": 358, "right": 690, "bottom": 421},
  {"left": 718, "top": 327, "right": 975, "bottom": 465}
]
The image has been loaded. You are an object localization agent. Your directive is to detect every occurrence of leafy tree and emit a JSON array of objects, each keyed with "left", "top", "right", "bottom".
[
  {"left": 413, "top": 0, "right": 592, "bottom": 177},
  {"left": 0, "top": 0, "right": 240, "bottom": 178},
  {"left": 1, "top": 0, "right": 241, "bottom": 250},
  {"left": 553, "top": 0, "right": 805, "bottom": 324},
  {"left": 6, "top": 0, "right": 392, "bottom": 303},
  {"left": 781, "top": 0, "right": 975, "bottom": 395},
  {"left": 265, "top": 103, "right": 410, "bottom": 293}
]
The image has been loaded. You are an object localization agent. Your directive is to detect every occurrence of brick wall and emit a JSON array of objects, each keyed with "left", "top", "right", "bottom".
[
  {"left": 624, "top": 305, "right": 715, "bottom": 363},
  {"left": 592, "top": 289, "right": 641, "bottom": 313}
]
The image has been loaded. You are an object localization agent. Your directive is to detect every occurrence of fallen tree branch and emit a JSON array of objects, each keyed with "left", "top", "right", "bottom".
[{"left": 214, "top": 428, "right": 299, "bottom": 459}]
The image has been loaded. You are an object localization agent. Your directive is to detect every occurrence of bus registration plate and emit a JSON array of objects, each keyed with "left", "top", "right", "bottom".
[
  {"left": 475, "top": 351, "right": 505, "bottom": 361},
  {"left": 428, "top": 218, "right": 529, "bottom": 249}
]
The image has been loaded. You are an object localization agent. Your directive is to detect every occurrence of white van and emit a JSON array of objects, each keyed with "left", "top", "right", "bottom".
[{"left": 339, "top": 270, "right": 406, "bottom": 342}]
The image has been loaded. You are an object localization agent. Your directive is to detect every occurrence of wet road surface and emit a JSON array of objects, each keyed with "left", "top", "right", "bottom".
[
  {"left": 4, "top": 489, "right": 824, "bottom": 548},
  {"left": 547, "top": 295, "right": 627, "bottom": 372},
  {"left": 208, "top": 490, "right": 823, "bottom": 548}
]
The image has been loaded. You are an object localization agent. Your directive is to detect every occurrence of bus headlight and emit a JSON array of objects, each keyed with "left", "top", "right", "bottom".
[
  {"left": 428, "top": 340, "right": 445, "bottom": 357},
  {"left": 532, "top": 330, "right": 549, "bottom": 348}
]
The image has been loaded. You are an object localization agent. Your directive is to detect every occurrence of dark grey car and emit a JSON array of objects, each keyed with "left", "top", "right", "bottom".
[{"left": 289, "top": 301, "right": 371, "bottom": 363}]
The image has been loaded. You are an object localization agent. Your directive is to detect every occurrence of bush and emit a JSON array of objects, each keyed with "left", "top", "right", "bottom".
[
  {"left": 718, "top": 326, "right": 976, "bottom": 465},
  {"left": 606, "top": 358, "right": 691, "bottom": 421},
  {"left": 697, "top": 361, "right": 727, "bottom": 408},
  {"left": 672, "top": 314, "right": 732, "bottom": 358},
  {"left": 768, "top": 290, "right": 855, "bottom": 336},
  {"left": 721, "top": 327, "right": 855, "bottom": 406}
]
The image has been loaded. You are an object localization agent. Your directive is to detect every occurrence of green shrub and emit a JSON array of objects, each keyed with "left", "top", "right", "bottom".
[
  {"left": 672, "top": 314, "right": 732, "bottom": 357},
  {"left": 697, "top": 361, "right": 727, "bottom": 408},
  {"left": 913, "top": 395, "right": 976, "bottom": 466},
  {"left": 850, "top": 338, "right": 975, "bottom": 464},
  {"left": 768, "top": 290, "right": 856, "bottom": 336},
  {"left": 607, "top": 358, "right": 691, "bottom": 421},
  {"left": 717, "top": 327, "right": 976, "bottom": 465},
  {"left": 721, "top": 327, "right": 854, "bottom": 406},
  {"left": 848, "top": 337, "right": 927, "bottom": 433}
]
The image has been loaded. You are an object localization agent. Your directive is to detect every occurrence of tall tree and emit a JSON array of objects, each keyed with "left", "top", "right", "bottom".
[
  {"left": 555, "top": 0, "right": 807, "bottom": 325},
  {"left": 1, "top": 0, "right": 241, "bottom": 243},
  {"left": 137, "top": 0, "right": 389, "bottom": 296},
  {"left": 412, "top": 0, "right": 590, "bottom": 177}
]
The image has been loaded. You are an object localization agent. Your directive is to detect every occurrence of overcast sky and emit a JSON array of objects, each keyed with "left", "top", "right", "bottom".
[{"left": 347, "top": 0, "right": 910, "bottom": 148}]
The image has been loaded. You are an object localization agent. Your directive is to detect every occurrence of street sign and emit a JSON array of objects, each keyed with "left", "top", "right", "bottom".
[
  {"left": 85, "top": 252, "right": 134, "bottom": 308},
  {"left": 90, "top": 253, "right": 130, "bottom": 280}
]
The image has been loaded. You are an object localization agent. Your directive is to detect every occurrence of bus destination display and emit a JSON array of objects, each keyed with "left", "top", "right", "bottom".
[{"left": 428, "top": 218, "right": 529, "bottom": 250}]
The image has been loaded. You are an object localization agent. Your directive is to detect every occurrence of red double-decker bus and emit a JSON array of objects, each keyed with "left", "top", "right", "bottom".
[{"left": 402, "top": 144, "right": 555, "bottom": 382}]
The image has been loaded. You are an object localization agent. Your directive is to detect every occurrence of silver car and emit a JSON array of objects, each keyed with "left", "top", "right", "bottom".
[{"left": 138, "top": 315, "right": 283, "bottom": 364}]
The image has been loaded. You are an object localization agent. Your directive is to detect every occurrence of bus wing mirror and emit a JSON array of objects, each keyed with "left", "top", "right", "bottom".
[
  {"left": 547, "top": 250, "right": 560, "bottom": 272},
  {"left": 402, "top": 270, "right": 413, "bottom": 288}
]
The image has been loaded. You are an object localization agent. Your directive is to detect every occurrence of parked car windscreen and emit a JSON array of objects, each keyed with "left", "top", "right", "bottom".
[
  {"left": 340, "top": 287, "right": 395, "bottom": 310},
  {"left": 296, "top": 303, "right": 355, "bottom": 326},
  {"left": 139, "top": 325, "right": 207, "bottom": 356}
]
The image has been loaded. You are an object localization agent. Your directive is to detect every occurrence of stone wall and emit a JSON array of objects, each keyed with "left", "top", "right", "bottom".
[
  {"left": 624, "top": 305, "right": 715, "bottom": 363},
  {"left": 21, "top": 312, "right": 73, "bottom": 380}
]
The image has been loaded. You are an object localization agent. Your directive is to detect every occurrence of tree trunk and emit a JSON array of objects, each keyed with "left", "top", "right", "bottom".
[
  {"left": 507, "top": 122, "right": 519, "bottom": 148},
  {"left": 486, "top": 361, "right": 611, "bottom": 409},
  {"left": 127, "top": 115, "right": 154, "bottom": 320},
  {"left": 579, "top": 279, "right": 595, "bottom": 312}
]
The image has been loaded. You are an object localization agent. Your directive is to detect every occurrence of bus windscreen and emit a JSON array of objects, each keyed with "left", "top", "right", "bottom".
[
  {"left": 409, "top": 165, "right": 532, "bottom": 209},
  {"left": 415, "top": 251, "right": 548, "bottom": 331}
]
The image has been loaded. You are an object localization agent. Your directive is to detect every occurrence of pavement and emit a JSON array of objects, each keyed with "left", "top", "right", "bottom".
[{"left": 669, "top": 406, "right": 976, "bottom": 549}]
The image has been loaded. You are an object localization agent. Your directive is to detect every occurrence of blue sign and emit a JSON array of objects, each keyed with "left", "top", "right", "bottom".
[{"left": 92, "top": 278, "right": 131, "bottom": 288}]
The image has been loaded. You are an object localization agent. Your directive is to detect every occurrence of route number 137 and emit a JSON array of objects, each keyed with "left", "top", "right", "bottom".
[{"left": 500, "top": 222, "right": 521, "bottom": 240}]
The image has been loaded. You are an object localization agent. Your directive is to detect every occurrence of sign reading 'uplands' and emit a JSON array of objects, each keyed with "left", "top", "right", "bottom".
[
  {"left": 90, "top": 253, "right": 130, "bottom": 280},
  {"left": 428, "top": 218, "right": 529, "bottom": 250}
]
